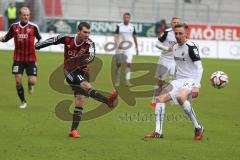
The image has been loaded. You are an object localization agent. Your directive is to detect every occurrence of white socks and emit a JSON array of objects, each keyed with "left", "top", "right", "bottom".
[
  {"left": 125, "top": 67, "right": 131, "bottom": 81},
  {"left": 182, "top": 100, "right": 201, "bottom": 129},
  {"left": 155, "top": 103, "right": 165, "bottom": 134}
]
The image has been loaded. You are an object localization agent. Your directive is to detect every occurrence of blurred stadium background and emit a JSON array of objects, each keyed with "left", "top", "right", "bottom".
[
  {"left": 1, "top": 0, "right": 240, "bottom": 27},
  {"left": 0, "top": 0, "right": 240, "bottom": 59}
]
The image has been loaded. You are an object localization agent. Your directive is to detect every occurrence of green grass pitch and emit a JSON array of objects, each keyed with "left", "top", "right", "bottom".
[{"left": 0, "top": 50, "right": 239, "bottom": 160}]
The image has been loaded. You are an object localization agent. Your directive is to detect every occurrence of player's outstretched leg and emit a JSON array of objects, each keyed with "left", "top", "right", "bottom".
[
  {"left": 87, "top": 88, "right": 118, "bottom": 109},
  {"left": 181, "top": 100, "right": 204, "bottom": 140},
  {"left": 80, "top": 81, "right": 118, "bottom": 109}
]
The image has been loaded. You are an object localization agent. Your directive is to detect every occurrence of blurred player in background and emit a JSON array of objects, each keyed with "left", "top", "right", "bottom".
[
  {"left": 35, "top": 22, "right": 118, "bottom": 138},
  {"left": 150, "top": 17, "right": 181, "bottom": 137},
  {"left": 145, "top": 23, "right": 204, "bottom": 140},
  {"left": 114, "top": 12, "right": 139, "bottom": 86},
  {"left": 0, "top": 7, "right": 42, "bottom": 109}
]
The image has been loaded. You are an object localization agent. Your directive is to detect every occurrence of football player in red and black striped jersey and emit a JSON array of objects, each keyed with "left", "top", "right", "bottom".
[
  {"left": 0, "top": 7, "right": 42, "bottom": 109},
  {"left": 35, "top": 22, "right": 118, "bottom": 138}
]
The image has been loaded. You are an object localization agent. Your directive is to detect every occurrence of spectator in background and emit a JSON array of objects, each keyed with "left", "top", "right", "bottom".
[
  {"left": 47, "top": 21, "right": 57, "bottom": 33},
  {"left": 155, "top": 19, "right": 167, "bottom": 37},
  {"left": 184, "top": 0, "right": 201, "bottom": 3},
  {"left": 184, "top": 0, "right": 192, "bottom": 3},
  {"left": 5, "top": 3, "right": 17, "bottom": 28}
]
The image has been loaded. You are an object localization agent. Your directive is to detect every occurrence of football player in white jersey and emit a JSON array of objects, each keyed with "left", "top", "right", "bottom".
[
  {"left": 114, "top": 12, "right": 139, "bottom": 86},
  {"left": 145, "top": 23, "right": 204, "bottom": 141},
  {"left": 150, "top": 17, "right": 180, "bottom": 139},
  {"left": 152, "top": 17, "right": 181, "bottom": 107}
]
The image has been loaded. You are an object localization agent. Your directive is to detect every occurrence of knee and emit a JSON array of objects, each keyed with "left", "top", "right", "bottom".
[
  {"left": 29, "top": 77, "right": 37, "bottom": 85},
  {"left": 177, "top": 96, "right": 186, "bottom": 106},
  {"left": 15, "top": 79, "right": 22, "bottom": 87},
  {"left": 157, "top": 95, "right": 165, "bottom": 103},
  {"left": 81, "top": 81, "right": 92, "bottom": 91}
]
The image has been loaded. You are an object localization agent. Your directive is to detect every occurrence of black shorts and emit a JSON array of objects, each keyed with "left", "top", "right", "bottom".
[
  {"left": 65, "top": 69, "right": 89, "bottom": 96},
  {"left": 12, "top": 61, "right": 38, "bottom": 76}
]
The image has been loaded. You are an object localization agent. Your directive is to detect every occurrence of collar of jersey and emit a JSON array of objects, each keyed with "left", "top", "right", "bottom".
[
  {"left": 74, "top": 34, "right": 84, "bottom": 47},
  {"left": 18, "top": 21, "right": 29, "bottom": 28}
]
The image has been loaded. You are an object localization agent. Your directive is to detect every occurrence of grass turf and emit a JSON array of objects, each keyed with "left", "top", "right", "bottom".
[{"left": 0, "top": 50, "right": 239, "bottom": 160}]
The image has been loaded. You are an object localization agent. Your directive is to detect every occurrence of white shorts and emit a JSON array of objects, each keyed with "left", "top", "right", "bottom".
[
  {"left": 155, "top": 61, "right": 176, "bottom": 80},
  {"left": 115, "top": 48, "right": 134, "bottom": 64},
  {"left": 168, "top": 78, "right": 195, "bottom": 104}
]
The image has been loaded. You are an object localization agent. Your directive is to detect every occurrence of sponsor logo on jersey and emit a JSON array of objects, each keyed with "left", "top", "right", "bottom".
[
  {"left": 27, "top": 28, "right": 32, "bottom": 33},
  {"left": 174, "top": 56, "right": 185, "bottom": 61},
  {"left": 67, "top": 50, "right": 79, "bottom": 58},
  {"left": 169, "top": 41, "right": 176, "bottom": 45},
  {"left": 17, "top": 34, "right": 28, "bottom": 39}
]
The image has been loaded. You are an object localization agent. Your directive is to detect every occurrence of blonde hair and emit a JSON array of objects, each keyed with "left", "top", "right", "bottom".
[{"left": 19, "top": 7, "right": 30, "bottom": 15}]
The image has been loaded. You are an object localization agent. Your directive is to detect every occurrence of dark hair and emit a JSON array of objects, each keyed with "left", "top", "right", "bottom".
[
  {"left": 123, "top": 12, "right": 131, "bottom": 17},
  {"left": 172, "top": 17, "right": 181, "bottom": 21},
  {"left": 78, "top": 22, "right": 91, "bottom": 30},
  {"left": 174, "top": 23, "right": 188, "bottom": 30}
]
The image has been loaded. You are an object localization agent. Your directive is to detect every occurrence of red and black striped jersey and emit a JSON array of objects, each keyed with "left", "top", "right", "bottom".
[
  {"left": 2, "top": 21, "right": 42, "bottom": 62},
  {"left": 35, "top": 34, "right": 95, "bottom": 73}
]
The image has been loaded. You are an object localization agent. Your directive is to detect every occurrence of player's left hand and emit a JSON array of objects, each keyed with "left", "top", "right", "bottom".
[{"left": 192, "top": 87, "right": 199, "bottom": 98}]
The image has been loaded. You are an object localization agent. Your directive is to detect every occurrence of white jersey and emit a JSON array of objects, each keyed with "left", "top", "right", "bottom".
[
  {"left": 115, "top": 22, "right": 136, "bottom": 45},
  {"left": 172, "top": 40, "right": 202, "bottom": 87},
  {"left": 157, "top": 28, "right": 176, "bottom": 63}
]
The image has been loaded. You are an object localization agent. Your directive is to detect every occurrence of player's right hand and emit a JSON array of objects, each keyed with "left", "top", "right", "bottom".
[
  {"left": 167, "top": 45, "right": 173, "bottom": 52},
  {"left": 35, "top": 42, "right": 40, "bottom": 50},
  {"left": 0, "top": 36, "right": 5, "bottom": 42}
]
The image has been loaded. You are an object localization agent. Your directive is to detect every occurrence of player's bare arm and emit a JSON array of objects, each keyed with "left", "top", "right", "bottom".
[
  {"left": 133, "top": 34, "right": 139, "bottom": 56},
  {"left": 0, "top": 36, "right": 5, "bottom": 41}
]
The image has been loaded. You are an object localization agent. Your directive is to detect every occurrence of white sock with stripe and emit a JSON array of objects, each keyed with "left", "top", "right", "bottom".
[
  {"left": 155, "top": 103, "right": 165, "bottom": 134},
  {"left": 182, "top": 100, "right": 201, "bottom": 129}
]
